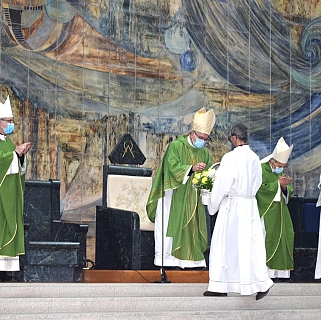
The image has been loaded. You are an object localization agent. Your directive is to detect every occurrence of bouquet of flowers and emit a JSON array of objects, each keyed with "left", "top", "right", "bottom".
[
  {"left": 192, "top": 162, "right": 220, "bottom": 205},
  {"left": 192, "top": 162, "right": 220, "bottom": 191}
]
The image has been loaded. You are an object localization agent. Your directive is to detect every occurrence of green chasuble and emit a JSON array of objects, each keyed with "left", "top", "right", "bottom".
[
  {"left": 0, "top": 137, "right": 26, "bottom": 258},
  {"left": 146, "top": 135, "right": 212, "bottom": 262},
  {"left": 256, "top": 162, "right": 294, "bottom": 271}
]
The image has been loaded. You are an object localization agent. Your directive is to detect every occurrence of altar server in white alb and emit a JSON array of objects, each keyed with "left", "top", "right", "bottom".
[
  {"left": 0, "top": 95, "right": 31, "bottom": 282},
  {"left": 204, "top": 124, "right": 273, "bottom": 300},
  {"left": 314, "top": 174, "right": 321, "bottom": 279}
]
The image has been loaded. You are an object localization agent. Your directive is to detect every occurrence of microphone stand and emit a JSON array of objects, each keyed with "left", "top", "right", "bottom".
[{"left": 155, "top": 137, "right": 172, "bottom": 283}]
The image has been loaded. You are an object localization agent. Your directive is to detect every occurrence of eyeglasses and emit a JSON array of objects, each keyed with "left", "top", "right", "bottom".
[
  {"left": 273, "top": 160, "right": 287, "bottom": 168},
  {"left": 193, "top": 131, "right": 209, "bottom": 141},
  {"left": 1, "top": 118, "right": 14, "bottom": 124}
]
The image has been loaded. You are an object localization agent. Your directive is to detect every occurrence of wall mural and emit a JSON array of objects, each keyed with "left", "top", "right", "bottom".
[{"left": 1, "top": 0, "right": 321, "bottom": 230}]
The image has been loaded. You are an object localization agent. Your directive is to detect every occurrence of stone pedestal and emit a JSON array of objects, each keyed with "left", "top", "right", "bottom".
[
  {"left": 95, "top": 206, "right": 157, "bottom": 270},
  {"left": 15, "top": 180, "right": 88, "bottom": 282}
]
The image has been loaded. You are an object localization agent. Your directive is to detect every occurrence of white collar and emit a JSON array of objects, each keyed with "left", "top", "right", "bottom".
[{"left": 187, "top": 135, "right": 195, "bottom": 147}]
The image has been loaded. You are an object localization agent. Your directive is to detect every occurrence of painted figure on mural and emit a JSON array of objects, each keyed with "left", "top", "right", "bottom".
[
  {"left": 204, "top": 124, "right": 273, "bottom": 300},
  {"left": 146, "top": 108, "right": 215, "bottom": 269},
  {"left": 0, "top": 96, "right": 31, "bottom": 282},
  {"left": 314, "top": 174, "right": 321, "bottom": 279},
  {"left": 256, "top": 137, "right": 294, "bottom": 279}
]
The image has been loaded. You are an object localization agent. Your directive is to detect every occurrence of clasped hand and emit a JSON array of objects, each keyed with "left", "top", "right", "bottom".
[
  {"left": 193, "top": 162, "right": 206, "bottom": 172},
  {"left": 279, "top": 175, "right": 292, "bottom": 190},
  {"left": 15, "top": 142, "right": 32, "bottom": 157}
]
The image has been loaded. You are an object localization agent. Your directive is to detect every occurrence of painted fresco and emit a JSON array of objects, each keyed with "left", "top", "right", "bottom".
[{"left": 1, "top": 0, "right": 321, "bottom": 230}]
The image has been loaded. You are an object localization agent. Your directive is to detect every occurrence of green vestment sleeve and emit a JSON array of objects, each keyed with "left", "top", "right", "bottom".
[{"left": 0, "top": 146, "right": 14, "bottom": 186}]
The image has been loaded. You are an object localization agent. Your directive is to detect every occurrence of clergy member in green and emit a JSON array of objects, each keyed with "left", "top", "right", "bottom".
[
  {"left": 256, "top": 137, "right": 294, "bottom": 279},
  {"left": 146, "top": 108, "right": 215, "bottom": 268},
  {"left": 0, "top": 95, "right": 31, "bottom": 281}
]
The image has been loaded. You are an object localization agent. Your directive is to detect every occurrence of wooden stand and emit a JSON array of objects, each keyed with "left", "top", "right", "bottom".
[{"left": 83, "top": 269, "right": 209, "bottom": 283}]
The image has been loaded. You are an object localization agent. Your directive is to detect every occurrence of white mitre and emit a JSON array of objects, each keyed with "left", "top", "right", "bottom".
[
  {"left": 0, "top": 95, "right": 13, "bottom": 118},
  {"left": 261, "top": 137, "right": 293, "bottom": 163}
]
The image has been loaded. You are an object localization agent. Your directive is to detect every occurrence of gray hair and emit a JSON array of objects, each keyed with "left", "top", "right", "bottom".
[{"left": 230, "top": 124, "right": 248, "bottom": 143}]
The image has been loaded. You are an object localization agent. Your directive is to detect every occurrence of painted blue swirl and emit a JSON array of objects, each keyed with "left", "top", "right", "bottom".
[
  {"left": 251, "top": 93, "right": 321, "bottom": 159},
  {"left": 180, "top": 50, "right": 198, "bottom": 71},
  {"left": 181, "top": 0, "right": 321, "bottom": 162},
  {"left": 300, "top": 17, "right": 321, "bottom": 66}
]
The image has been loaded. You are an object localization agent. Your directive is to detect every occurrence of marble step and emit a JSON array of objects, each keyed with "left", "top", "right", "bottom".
[
  {"left": 0, "top": 282, "right": 320, "bottom": 298},
  {"left": 1, "top": 295, "right": 321, "bottom": 313},
  {"left": 0, "top": 283, "right": 321, "bottom": 318},
  {"left": 2, "top": 309, "right": 321, "bottom": 320}
]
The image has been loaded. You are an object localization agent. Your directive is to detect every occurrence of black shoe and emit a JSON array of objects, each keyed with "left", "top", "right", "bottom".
[
  {"left": 203, "top": 291, "right": 227, "bottom": 297},
  {"left": 182, "top": 267, "right": 207, "bottom": 271},
  {"left": 256, "top": 289, "right": 270, "bottom": 300},
  {"left": 164, "top": 267, "right": 181, "bottom": 270},
  {"left": 0, "top": 272, "right": 14, "bottom": 282},
  {"left": 272, "top": 278, "right": 290, "bottom": 283}
]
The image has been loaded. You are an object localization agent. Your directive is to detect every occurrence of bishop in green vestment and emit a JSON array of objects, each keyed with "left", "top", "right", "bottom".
[
  {"left": 256, "top": 137, "right": 294, "bottom": 278},
  {"left": 146, "top": 108, "right": 215, "bottom": 268},
  {"left": 0, "top": 95, "right": 31, "bottom": 277}
]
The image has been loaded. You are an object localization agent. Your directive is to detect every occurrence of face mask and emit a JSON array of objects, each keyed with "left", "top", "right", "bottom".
[
  {"left": 272, "top": 167, "right": 283, "bottom": 174},
  {"left": 193, "top": 137, "right": 206, "bottom": 149},
  {"left": 3, "top": 123, "right": 14, "bottom": 135}
]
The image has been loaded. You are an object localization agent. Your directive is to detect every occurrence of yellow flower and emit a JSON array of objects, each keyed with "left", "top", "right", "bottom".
[
  {"left": 201, "top": 169, "right": 209, "bottom": 176},
  {"left": 192, "top": 177, "right": 199, "bottom": 184},
  {"left": 191, "top": 163, "right": 220, "bottom": 192},
  {"left": 201, "top": 176, "right": 209, "bottom": 184},
  {"left": 194, "top": 172, "right": 201, "bottom": 179}
]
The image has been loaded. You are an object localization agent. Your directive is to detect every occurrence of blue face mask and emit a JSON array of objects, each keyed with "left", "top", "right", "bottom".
[
  {"left": 193, "top": 137, "right": 206, "bottom": 149},
  {"left": 272, "top": 167, "right": 283, "bottom": 174},
  {"left": 4, "top": 123, "right": 14, "bottom": 135}
]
